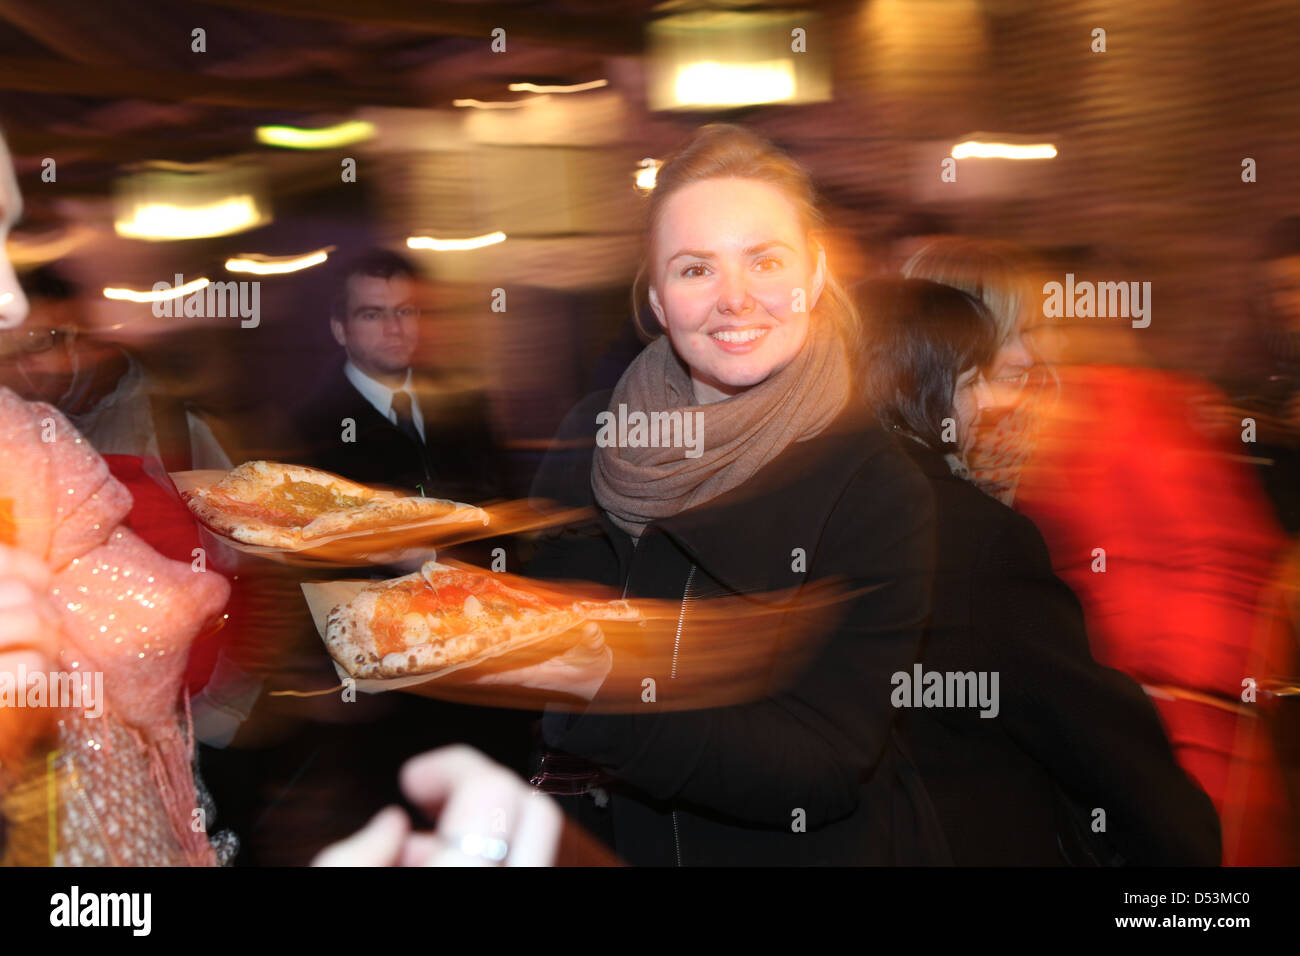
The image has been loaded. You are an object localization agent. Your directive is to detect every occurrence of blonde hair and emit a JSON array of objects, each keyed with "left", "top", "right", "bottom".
[
  {"left": 631, "top": 124, "right": 860, "bottom": 352},
  {"left": 901, "top": 237, "right": 1040, "bottom": 346}
]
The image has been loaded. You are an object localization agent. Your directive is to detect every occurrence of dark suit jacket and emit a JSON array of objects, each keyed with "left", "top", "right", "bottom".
[
  {"left": 895, "top": 438, "right": 1222, "bottom": 865},
  {"left": 277, "top": 367, "right": 527, "bottom": 855},
  {"left": 292, "top": 363, "right": 504, "bottom": 503}
]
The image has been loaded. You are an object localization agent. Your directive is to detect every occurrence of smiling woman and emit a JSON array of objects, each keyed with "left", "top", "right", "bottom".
[
  {"left": 634, "top": 123, "right": 862, "bottom": 392},
  {"left": 499, "top": 124, "right": 947, "bottom": 865},
  {"left": 649, "top": 178, "right": 818, "bottom": 401},
  {"left": 592, "top": 124, "right": 863, "bottom": 536}
]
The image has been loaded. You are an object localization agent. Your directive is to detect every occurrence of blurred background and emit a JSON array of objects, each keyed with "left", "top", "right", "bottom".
[
  {"left": 0, "top": 0, "right": 1295, "bottom": 494},
  {"left": 2, "top": 0, "right": 1300, "bottom": 868}
]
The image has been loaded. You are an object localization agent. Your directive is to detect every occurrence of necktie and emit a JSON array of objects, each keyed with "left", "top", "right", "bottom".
[
  {"left": 389, "top": 390, "right": 423, "bottom": 447},
  {"left": 390, "top": 389, "right": 433, "bottom": 485}
]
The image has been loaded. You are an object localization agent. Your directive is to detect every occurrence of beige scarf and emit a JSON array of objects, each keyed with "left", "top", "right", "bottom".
[{"left": 592, "top": 319, "right": 851, "bottom": 536}]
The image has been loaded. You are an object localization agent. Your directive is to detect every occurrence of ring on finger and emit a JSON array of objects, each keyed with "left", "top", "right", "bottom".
[{"left": 448, "top": 831, "right": 509, "bottom": 865}]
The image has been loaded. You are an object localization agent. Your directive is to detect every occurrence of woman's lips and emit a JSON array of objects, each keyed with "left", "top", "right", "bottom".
[{"left": 708, "top": 326, "right": 770, "bottom": 354}]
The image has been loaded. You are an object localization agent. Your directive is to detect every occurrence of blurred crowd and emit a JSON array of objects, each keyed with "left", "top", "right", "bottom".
[{"left": 1, "top": 122, "right": 1298, "bottom": 868}]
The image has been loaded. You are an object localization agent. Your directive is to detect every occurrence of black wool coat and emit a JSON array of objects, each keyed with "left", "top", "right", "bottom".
[
  {"left": 894, "top": 438, "right": 1222, "bottom": 866},
  {"left": 534, "top": 406, "right": 951, "bottom": 865}
]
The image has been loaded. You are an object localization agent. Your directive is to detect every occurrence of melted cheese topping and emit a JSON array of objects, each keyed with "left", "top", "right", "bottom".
[
  {"left": 213, "top": 478, "right": 369, "bottom": 528},
  {"left": 368, "top": 575, "right": 555, "bottom": 657},
  {"left": 263, "top": 479, "right": 366, "bottom": 515}
]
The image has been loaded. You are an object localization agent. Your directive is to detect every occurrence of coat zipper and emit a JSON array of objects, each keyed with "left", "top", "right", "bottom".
[
  {"left": 671, "top": 564, "right": 697, "bottom": 680},
  {"left": 671, "top": 563, "right": 698, "bottom": 866}
]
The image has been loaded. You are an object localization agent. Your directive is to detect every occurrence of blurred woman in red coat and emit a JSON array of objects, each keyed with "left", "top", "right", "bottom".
[{"left": 906, "top": 237, "right": 1297, "bottom": 865}]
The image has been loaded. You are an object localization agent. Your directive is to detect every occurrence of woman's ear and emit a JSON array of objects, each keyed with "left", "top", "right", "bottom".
[{"left": 647, "top": 284, "right": 668, "bottom": 331}]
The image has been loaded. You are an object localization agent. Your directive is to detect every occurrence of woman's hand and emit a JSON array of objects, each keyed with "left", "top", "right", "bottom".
[
  {"left": 312, "top": 745, "right": 564, "bottom": 867},
  {"left": 465, "top": 622, "right": 612, "bottom": 701}
]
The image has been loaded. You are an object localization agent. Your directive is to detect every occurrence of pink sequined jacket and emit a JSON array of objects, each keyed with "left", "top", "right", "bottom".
[{"left": 0, "top": 387, "right": 230, "bottom": 865}]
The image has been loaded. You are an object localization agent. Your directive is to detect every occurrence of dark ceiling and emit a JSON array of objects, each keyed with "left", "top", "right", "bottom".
[{"left": 0, "top": 0, "right": 663, "bottom": 209}]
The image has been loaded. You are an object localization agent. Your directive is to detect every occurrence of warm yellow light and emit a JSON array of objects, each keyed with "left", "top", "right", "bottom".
[
  {"left": 635, "top": 158, "right": 660, "bottom": 192},
  {"left": 256, "top": 121, "right": 375, "bottom": 149},
  {"left": 507, "top": 79, "right": 608, "bottom": 94},
  {"left": 6, "top": 224, "right": 96, "bottom": 268},
  {"left": 407, "top": 232, "right": 507, "bottom": 252},
  {"left": 452, "top": 98, "right": 531, "bottom": 110},
  {"left": 226, "top": 247, "right": 333, "bottom": 275},
  {"left": 103, "top": 277, "right": 210, "bottom": 303},
  {"left": 135, "top": 160, "right": 234, "bottom": 173},
  {"left": 114, "top": 196, "right": 263, "bottom": 240},
  {"left": 951, "top": 141, "right": 1058, "bottom": 160},
  {"left": 673, "top": 60, "right": 795, "bottom": 107}
]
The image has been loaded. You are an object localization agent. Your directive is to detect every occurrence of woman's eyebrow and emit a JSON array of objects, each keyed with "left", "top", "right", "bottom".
[
  {"left": 667, "top": 240, "right": 796, "bottom": 263},
  {"left": 743, "top": 240, "right": 796, "bottom": 256},
  {"left": 667, "top": 248, "right": 714, "bottom": 263}
]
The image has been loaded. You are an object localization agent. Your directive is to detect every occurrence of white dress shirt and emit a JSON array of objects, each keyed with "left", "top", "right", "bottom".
[{"left": 343, "top": 360, "right": 426, "bottom": 441}]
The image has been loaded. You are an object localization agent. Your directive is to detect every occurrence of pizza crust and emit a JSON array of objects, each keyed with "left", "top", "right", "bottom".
[{"left": 182, "top": 491, "right": 306, "bottom": 550}]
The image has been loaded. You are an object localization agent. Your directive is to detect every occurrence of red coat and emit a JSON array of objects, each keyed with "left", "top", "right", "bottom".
[
  {"left": 1013, "top": 365, "right": 1294, "bottom": 865},
  {"left": 101, "top": 454, "right": 232, "bottom": 694}
]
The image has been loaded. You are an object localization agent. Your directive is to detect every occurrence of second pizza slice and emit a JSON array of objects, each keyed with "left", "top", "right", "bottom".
[{"left": 325, "top": 562, "right": 640, "bottom": 679}]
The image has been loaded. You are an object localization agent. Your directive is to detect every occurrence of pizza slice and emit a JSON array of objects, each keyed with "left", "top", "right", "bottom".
[
  {"left": 182, "top": 460, "right": 477, "bottom": 550},
  {"left": 325, "top": 562, "right": 640, "bottom": 679}
]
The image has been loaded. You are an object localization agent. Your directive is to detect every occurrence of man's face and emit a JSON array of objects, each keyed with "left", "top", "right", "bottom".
[
  {"left": 0, "top": 298, "right": 77, "bottom": 403},
  {"left": 330, "top": 273, "right": 420, "bottom": 378}
]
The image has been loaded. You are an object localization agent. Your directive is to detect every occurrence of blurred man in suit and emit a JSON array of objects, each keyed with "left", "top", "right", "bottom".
[
  {"left": 239, "top": 252, "right": 525, "bottom": 863},
  {"left": 295, "top": 248, "right": 502, "bottom": 502}
]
